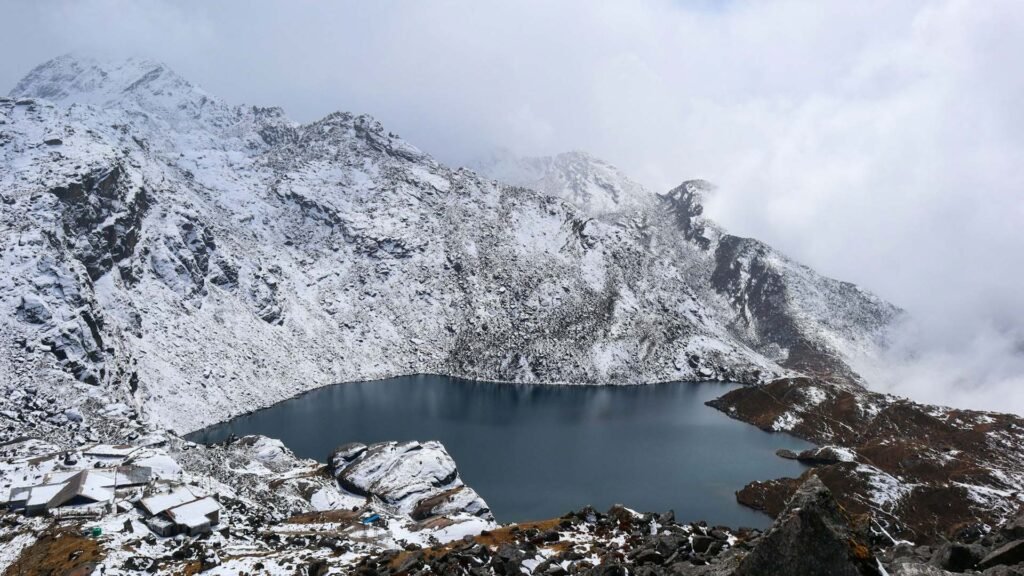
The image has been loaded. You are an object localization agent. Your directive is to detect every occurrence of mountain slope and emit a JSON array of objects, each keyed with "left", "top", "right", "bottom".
[
  {"left": 471, "top": 149, "right": 650, "bottom": 215},
  {"left": 476, "top": 160, "right": 899, "bottom": 384},
  {"left": 1, "top": 55, "right": 897, "bottom": 436}
]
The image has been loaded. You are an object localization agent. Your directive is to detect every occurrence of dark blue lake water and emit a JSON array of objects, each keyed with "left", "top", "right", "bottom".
[{"left": 187, "top": 375, "right": 811, "bottom": 527}]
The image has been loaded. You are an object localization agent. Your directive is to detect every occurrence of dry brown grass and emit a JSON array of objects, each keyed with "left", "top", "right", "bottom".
[
  {"left": 285, "top": 508, "right": 362, "bottom": 525},
  {"left": 849, "top": 540, "right": 872, "bottom": 560},
  {"left": 171, "top": 560, "right": 203, "bottom": 576},
  {"left": 386, "top": 517, "right": 566, "bottom": 572},
  {"left": 473, "top": 519, "right": 562, "bottom": 548},
  {"left": 268, "top": 466, "right": 332, "bottom": 490},
  {"left": 3, "top": 525, "right": 103, "bottom": 576}
]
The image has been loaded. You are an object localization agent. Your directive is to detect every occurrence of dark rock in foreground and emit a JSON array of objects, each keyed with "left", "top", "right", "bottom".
[
  {"left": 929, "top": 542, "right": 986, "bottom": 572},
  {"left": 354, "top": 503, "right": 751, "bottom": 575},
  {"left": 980, "top": 540, "right": 1024, "bottom": 570},
  {"left": 349, "top": 474, "right": 896, "bottom": 575},
  {"left": 735, "top": 475, "right": 880, "bottom": 576}
]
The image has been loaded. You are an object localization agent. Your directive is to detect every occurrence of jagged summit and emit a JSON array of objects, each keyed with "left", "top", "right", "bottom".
[
  {"left": 6, "top": 55, "right": 427, "bottom": 175},
  {"left": 477, "top": 151, "right": 722, "bottom": 245},
  {"left": 662, "top": 179, "right": 718, "bottom": 249},
  {"left": 472, "top": 149, "right": 649, "bottom": 215},
  {"left": 10, "top": 54, "right": 217, "bottom": 109},
  {"left": 665, "top": 178, "right": 716, "bottom": 201},
  {"left": 8, "top": 55, "right": 263, "bottom": 149}
]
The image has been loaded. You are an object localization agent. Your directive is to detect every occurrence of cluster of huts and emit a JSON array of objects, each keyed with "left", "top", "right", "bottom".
[
  {"left": 7, "top": 465, "right": 151, "bottom": 515},
  {"left": 3, "top": 443, "right": 221, "bottom": 537},
  {"left": 140, "top": 486, "right": 221, "bottom": 537}
]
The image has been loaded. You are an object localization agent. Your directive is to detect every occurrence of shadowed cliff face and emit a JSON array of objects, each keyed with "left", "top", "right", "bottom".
[{"left": 48, "top": 165, "right": 150, "bottom": 282}]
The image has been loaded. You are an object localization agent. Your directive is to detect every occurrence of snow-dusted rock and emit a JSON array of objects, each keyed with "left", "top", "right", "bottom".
[
  {"left": 330, "top": 440, "right": 492, "bottom": 520},
  {"left": 411, "top": 485, "right": 492, "bottom": 520},
  {"left": 472, "top": 149, "right": 650, "bottom": 215},
  {"left": 228, "top": 435, "right": 299, "bottom": 473},
  {"left": 796, "top": 445, "right": 858, "bottom": 465}
]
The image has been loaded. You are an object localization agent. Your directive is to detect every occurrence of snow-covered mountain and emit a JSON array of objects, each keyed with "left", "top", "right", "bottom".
[
  {"left": 12, "top": 56, "right": 1024, "bottom": 575},
  {"left": 470, "top": 149, "right": 649, "bottom": 215},
  {"left": 1, "top": 55, "right": 898, "bottom": 435}
]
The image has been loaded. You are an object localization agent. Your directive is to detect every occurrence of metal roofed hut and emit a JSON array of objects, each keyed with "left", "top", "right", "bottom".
[
  {"left": 7, "top": 466, "right": 154, "bottom": 516},
  {"left": 141, "top": 487, "right": 221, "bottom": 537}
]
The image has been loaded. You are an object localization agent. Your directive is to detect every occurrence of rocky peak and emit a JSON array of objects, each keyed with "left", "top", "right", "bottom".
[
  {"left": 661, "top": 179, "right": 716, "bottom": 248},
  {"left": 663, "top": 179, "right": 714, "bottom": 211},
  {"left": 472, "top": 149, "right": 649, "bottom": 215},
  {"left": 12, "top": 54, "right": 211, "bottom": 106},
  {"left": 9, "top": 55, "right": 231, "bottom": 135},
  {"left": 280, "top": 111, "right": 430, "bottom": 169}
]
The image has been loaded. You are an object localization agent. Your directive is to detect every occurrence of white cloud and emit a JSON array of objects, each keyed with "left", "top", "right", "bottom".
[{"left": 2, "top": 0, "right": 1022, "bottom": 412}]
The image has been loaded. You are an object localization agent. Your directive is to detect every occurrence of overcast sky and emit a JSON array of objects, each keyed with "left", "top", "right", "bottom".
[{"left": 3, "top": 0, "right": 1023, "bottom": 413}]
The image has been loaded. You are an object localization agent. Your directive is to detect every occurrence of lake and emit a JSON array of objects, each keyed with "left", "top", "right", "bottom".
[{"left": 187, "top": 375, "right": 812, "bottom": 527}]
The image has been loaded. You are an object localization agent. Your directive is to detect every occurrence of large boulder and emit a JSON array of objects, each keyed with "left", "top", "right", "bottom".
[
  {"left": 328, "top": 440, "right": 492, "bottom": 520},
  {"left": 981, "top": 567, "right": 1024, "bottom": 576},
  {"left": 979, "top": 540, "right": 1024, "bottom": 570},
  {"left": 796, "top": 445, "right": 857, "bottom": 465},
  {"left": 1002, "top": 511, "right": 1024, "bottom": 540},
  {"left": 891, "top": 564, "right": 956, "bottom": 576},
  {"left": 411, "top": 485, "right": 491, "bottom": 520},
  {"left": 929, "top": 542, "right": 985, "bottom": 572},
  {"left": 734, "top": 475, "right": 881, "bottom": 576},
  {"left": 329, "top": 442, "right": 368, "bottom": 465}
]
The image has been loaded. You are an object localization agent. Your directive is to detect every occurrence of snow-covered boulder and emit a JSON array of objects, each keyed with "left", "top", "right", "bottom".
[
  {"left": 329, "top": 440, "right": 492, "bottom": 520},
  {"left": 796, "top": 445, "right": 858, "bottom": 465}
]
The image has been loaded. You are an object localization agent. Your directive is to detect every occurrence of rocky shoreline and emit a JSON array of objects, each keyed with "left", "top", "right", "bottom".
[
  {"left": 708, "top": 377, "right": 1024, "bottom": 546},
  {"left": 4, "top": 377, "right": 1024, "bottom": 576}
]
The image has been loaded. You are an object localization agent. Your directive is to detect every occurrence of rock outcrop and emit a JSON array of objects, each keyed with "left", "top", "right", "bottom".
[
  {"left": 980, "top": 540, "right": 1024, "bottom": 571},
  {"left": 734, "top": 475, "right": 881, "bottom": 576},
  {"left": 329, "top": 440, "right": 492, "bottom": 521},
  {"left": 794, "top": 445, "right": 857, "bottom": 465},
  {"left": 713, "top": 376, "right": 1024, "bottom": 545},
  {"left": 354, "top": 504, "right": 748, "bottom": 576}
]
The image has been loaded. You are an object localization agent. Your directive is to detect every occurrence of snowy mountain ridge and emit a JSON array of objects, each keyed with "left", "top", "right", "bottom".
[
  {"left": 10, "top": 55, "right": 216, "bottom": 110},
  {"left": 1, "top": 55, "right": 898, "bottom": 436},
  {"left": 470, "top": 149, "right": 651, "bottom": 215}
]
